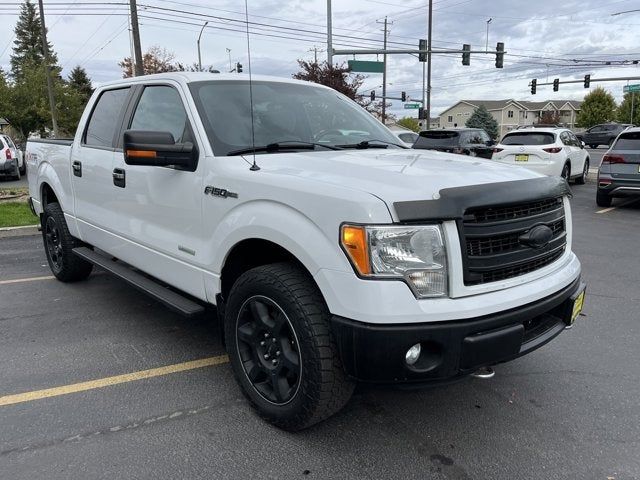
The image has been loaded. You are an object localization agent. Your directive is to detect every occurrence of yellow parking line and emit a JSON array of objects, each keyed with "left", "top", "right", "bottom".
[
  {"left": 0, "top": 275, "right": 55, "bottom": 285},
  {"left": 0, "top": 355, "right": 229, "bottom": 407},
  {"left": 596, "top": 198, "right": 640, "bottom": 214}
]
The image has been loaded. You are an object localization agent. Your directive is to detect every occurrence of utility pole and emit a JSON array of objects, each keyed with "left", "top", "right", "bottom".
[
  {"left": 485, "top": 18, "right": 492, "bottom": 53},
  {"left": 129, "top": 0, "right": 143, "bottom": 76},
  {"left": 631, "top": 92, "right": 636, "bottom": 124},
  {"left": 197, "top": 21, "right": 208, "bottom": 71},
  {"left": 426, "top": 0, "right": 433, "bottom": 129},
  {"left": 378, "top": 17, "right": 390, "bottom": 125},
  {"left": 326, "top": 0, "right": 332, "bottom": 67},
  {"left": 37, "top": 0, "right": 59, "bottom": 138},
  {"left": 226, "top": 48, "right": 232, "bottom": 72}
]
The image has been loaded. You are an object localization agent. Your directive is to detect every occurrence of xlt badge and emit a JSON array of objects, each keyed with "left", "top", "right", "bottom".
[{"left": 204, "top": 186, "right": 238, "bottom": 199}]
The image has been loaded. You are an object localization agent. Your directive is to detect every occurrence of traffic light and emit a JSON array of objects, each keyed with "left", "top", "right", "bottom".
[
  {"left": 236, "top": 62, "right": 243, "bottom": 73},
  {"left": 530, "top": 78, "right": 537, "bottom": 95},
  {"left": 584, "top": 74, "right": 591, "bottom": 88},
  {"left": 401, "top": 91, "right": 407, "bottom": 102},
  {"left": 418, "top": 39, "right": 427, "bottom": 62},
  {"left": 495, "top": 42, "right": 504, "bottom": 68},
  {"left": 370, "top": 90, "right": 375, "bottom": 101},
  {"left": 418, "top": 107, "right": 425, "bottom": 120},
  {"left": 553, "top": 78, "right": 559, "bottom": 92},
  {"left": 462, "top": 44, "right": 471, "bottom": 66}
]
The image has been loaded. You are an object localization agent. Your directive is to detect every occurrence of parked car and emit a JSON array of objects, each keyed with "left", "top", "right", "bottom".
[
  {"left": 578, "top": 123, "right": 634, "bottom": 149},
  {"left": 0, "top": 134, "right": 23, "bottom": 180},
  {"left": 412, "top": 128, "right": 494, "bottom": 158},
  {"left": 27, "top": 73, "right": 585, "bottom": 430},
  {"left": 492, "top": 128, "right": 590, "bottom": 184},
  {"left": 596, "top": 127, "right": 640, "bottom": 207},
  {"left": 388, "top": 126, "right": 419, "bottom": 146}
]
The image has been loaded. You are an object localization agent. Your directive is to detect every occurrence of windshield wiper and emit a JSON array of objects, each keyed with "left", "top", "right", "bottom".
[
  {"left": 227, "top": 141, "right": 341, "bottom": 156},
  {"left": 336, "top": 139, "right": 406, "bottom": 150}
]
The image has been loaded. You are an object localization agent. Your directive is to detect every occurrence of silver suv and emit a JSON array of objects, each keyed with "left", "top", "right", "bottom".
[{"left": 596, "top": 127, "right": 640, "bottom": 207}]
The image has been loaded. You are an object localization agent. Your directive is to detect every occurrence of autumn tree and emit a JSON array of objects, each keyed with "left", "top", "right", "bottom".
[
  {"left": 119, "top": 46, "right": 180, "bottom": 78},
  {"left": 537, "top": 110, "right": 560, "bottom": 125},
  {"left": 576, "top": 87, "right": 617, "bottom": 128}
]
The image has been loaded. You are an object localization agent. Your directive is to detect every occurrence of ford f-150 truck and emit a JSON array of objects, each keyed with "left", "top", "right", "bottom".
[{"left": 27, "top": 73, "right": 585, "bottom": 430}]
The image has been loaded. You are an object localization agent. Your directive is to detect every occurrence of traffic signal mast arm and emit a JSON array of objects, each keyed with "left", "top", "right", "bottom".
[{"left": 531, "top": 75, "right": 640, "bottom": 90}]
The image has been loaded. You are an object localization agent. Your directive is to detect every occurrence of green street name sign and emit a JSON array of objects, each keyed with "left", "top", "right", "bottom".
[
  {"left": 347, "top": 60, "right": 384, "bottom": 73},
  {"left": 403, "top": 103, "right": 420, "bottom": 109},
  {"left": 623, "top": 84, "right": 640, "bottom": 93}
]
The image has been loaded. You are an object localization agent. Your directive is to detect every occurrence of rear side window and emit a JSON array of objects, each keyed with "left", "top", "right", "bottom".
[
  {"left": 501, "top": 132, "right": 555, "bottom": 146},
  {"left": 84, "top": 88, "right": 130, "bottom": 148},
  {"left": 130, "top": 86, "right": 189, "bottom": 143},
  {"left": 614, "top": 132, "right": 640, "bottom": 150},
  {"left": 397, "top": 132, "right": 417, "bottom": 143},
  {"left": 415, "top": 131, "right": 460, "bottom": 148},
  {"left": 463, "top": 130, "right": 490, "bottom": 144}
]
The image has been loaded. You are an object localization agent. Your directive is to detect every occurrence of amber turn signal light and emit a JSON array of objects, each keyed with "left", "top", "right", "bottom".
[
  {"left": 340, "top": 225, "right": 371, "bottom": 275},
  {"left": 126, "top": 149, "right": 157, "bottom": 158}
]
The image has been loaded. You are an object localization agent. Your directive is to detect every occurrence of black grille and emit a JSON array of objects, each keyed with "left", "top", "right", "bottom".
[
  {"left": 462, "top": 197, "right": 566, "bottom": 286},
  {"left": 465, "top": 197, "right": 563, "bottom": 224}
]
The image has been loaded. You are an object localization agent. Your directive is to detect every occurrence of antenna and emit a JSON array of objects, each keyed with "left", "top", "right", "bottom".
[{"left": 244, "top": 0, "right": 260, "bottom": 171}]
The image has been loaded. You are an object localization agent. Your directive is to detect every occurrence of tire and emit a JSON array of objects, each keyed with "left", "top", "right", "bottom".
[
  {"left": 42, "top": 202, "right": 93, "bottom": 282},
  {"left": 596, "top": 191, "right": 612, "bottom": 208},
  {"left": 575, "top": 158, "right": 589, "bottom": 185},
  {"left": 224, "top": 262, "right": 354, "bottom": 431},
  {"left": 561, "top": 162, "right": 570, "bottom": 180},
  {"left": 19, "top": 163, "right": 25, "bottom": 176},
  {"left": 12, "top": 160, "right": 20, "bottom": 181}
]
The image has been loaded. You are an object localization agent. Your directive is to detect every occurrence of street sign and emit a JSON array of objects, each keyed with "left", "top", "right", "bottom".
[
  {"left": 347, "top": 60, "right": 384, "bottom": 73},
  {"left": 404, "top": 103, "right": 420, "bottom": 109},
  {"left": 623, "top": 84, "right": 640, "bottom": 93}
]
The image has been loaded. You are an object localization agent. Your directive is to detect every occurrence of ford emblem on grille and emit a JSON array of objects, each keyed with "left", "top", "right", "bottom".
[{"left": 519, "top": 225, "right": 553, "bottom": 249}]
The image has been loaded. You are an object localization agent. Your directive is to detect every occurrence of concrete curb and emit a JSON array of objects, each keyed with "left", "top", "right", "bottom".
[{"left": 0, "top": 225, "right": 40, "bottom": 238}]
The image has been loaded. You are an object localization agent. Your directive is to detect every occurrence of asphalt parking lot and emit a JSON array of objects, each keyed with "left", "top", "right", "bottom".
[{"left": 1, "top": 178, "right": 639, "bottom": 480}]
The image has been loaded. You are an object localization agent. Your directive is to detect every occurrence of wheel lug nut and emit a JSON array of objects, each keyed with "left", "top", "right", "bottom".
[
  {"left": 272, "top": 359, "right": 277, "bottom": 365},
  {"left": 272, "top": 338, "right": 277, "bottom": 343},
  {"left": 264, "top": 354, "right": 269, "bottom": 359},
  {"left": 260, "top": 341, "right": 265, "bottom": 346},
  {"left": 276, "top": 351, "right": 281, "bottom": 356},
  {"left": 264, "top": 333, "right": 269, "bottom": 338}
]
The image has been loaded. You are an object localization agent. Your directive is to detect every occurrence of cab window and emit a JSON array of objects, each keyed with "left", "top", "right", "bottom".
[
  {"left": 84, "top": 88, "right": 130, "bottom": 148},
  {"left": 129, "top": 86, "right": 190, "bottom": 144}
]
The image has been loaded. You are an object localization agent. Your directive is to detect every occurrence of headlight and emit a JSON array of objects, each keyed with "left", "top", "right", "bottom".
[{"left": 341, "top": 224, "right": 448, "bottom": 298}]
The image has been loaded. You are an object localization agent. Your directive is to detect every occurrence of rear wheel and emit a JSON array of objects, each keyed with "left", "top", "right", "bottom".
[
  {"left": 561, "top": 162, "right": 571, "bottom": 180},
  {"left": 12, "top": 160, "right": 20, "bottom": 181},
  {"left": 224, "top": 262, "right": 354, "bottom": 431},
  {"left": 575, "top": 159, "right": 589, "bottom": 185},
  {"left": 42, "top": 202, "right": 93, "bottom": 282},
  {"left": 596, "top": 191, "right": 612, "bottom": 208}
]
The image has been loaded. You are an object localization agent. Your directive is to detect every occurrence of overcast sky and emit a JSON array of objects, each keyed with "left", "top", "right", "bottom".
[{"left": 1, "top": 0, "right": 639, "bottom": 117}]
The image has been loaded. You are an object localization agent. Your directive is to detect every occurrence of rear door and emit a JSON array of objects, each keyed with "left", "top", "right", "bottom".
[{"left": 71, "top": 86, "right": 132, "bottom": 241}]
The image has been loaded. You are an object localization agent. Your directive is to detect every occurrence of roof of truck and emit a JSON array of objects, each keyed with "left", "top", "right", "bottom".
[{"left": 97, "top": 72, "right": 319, "bottom": 89}]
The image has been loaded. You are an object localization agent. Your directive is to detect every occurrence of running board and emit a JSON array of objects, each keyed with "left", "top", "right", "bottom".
[{"left": 73, "top": 247, "right": 205, "bottom": 317}]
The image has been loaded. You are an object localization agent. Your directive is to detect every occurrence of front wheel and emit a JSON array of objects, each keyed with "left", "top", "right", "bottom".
[
  {"left": 575, "top": 159, "right": 589, "bottom": 185},
  {"left": 224, "top": 262, "right": 354, "bottom": 431},
  {"left": 42, "top": 202, "right": 93, "bottom": 282}
]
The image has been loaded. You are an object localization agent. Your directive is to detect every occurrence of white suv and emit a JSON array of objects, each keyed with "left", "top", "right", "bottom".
[
  {"left": 1, "top": 134, "right": 24, "bottom": 180},
  {"left": 492, "top": 128, "right": 590, "bottom": 184}
]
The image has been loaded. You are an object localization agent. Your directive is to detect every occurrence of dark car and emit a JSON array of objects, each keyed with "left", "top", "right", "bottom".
[
  {"left": 578, "top": 123, "right": 634, "bottom": 149},
  {"left": 596, "top": 127, "right": 640, "bottom": 207},
  {"left": 412, "top": 128, "right": 494, "bottom": 158}
]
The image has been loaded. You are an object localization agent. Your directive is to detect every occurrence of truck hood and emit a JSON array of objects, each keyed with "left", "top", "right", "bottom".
[{"left": 252, "top": 148, "right": 544, "bottom": 204}]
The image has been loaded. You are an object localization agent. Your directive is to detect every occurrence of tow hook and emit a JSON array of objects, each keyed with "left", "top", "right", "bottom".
[{"left": 470, "top": 366, "right": 495, "bottom": 379}]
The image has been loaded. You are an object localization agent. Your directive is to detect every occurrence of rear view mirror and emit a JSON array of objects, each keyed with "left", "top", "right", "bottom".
[{"left": 123, "top": 130, "right": 196, "bottom": 170}]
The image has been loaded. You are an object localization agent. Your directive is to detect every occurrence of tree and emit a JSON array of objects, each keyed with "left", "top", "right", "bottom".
[
  {"left": 292, "top": 60, "right": 392, "bottom": 119},
  {"left": 576, "top": 87, "right": 617, "bottom": 128},
  {"left": 0, "top": 66, "right": 50, "bottom": 140},
  {"left": 397, "top": 117, "right": 420, "bottom": 132},
  {"left": 120, "top": 46, "right": 179, "bottom": 78},
  {"left": 68, "top": 66, "right": 93, "bottom": 103},
  {"left": 10, "top": 0, "right": 59, "bottom": 80},
  {"left": 537, "top": 110, "right": 560, "bottom": 125},
  {"left": 466, "top": 105, "right": 499, "bottom": 139},
  {"left": 616, "top": 92, "right": 640, "bottom": 125}
]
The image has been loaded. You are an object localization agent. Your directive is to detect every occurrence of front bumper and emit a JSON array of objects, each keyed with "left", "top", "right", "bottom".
[{"left": 330, "top": 277, "right": 585, "bottom": 384}]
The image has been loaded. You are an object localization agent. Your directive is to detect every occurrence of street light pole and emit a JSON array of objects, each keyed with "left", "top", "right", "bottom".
[
  {"left": 226, "top": 48, "right": 232, "bottom": 72},
  {"left": 327, "top": 0, "right": 332, "bottom": 66},
  {"left": 485, "top": 18, "right": 492, "bottom": 53},
  {"left": 426, "top": 0, "right": 432, "bottom": 130},
  {"left": 197, "top": 21, "right": 209, "bottom": 71}
]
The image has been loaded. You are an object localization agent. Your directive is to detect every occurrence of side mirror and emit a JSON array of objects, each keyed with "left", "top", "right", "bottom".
[{"left": 123, "top": 130, "right": 196, "bottom": 169}]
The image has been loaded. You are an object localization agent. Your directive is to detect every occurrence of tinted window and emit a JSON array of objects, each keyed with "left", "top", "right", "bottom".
[
  {"left": 85, "top": 88, "right": 130, "bottom": 148},
  {"left": 464, "top": 130, "right": 490, "bottom": 144},
  {"left": 130, "top": 86, "right": 189, "bottom": 143},
  {"left": 501, "top": 132, "right": 555, "bottom": 146},
  {"left": 614, "top": 132, "right": 640, "bottom": 150},
  {"left": 397, "top": 132, "right": 418, "bottom": 143},
  {"left": 414, "top": 131, "right": 460, "bottom": 148},
  {"left": 559, "top": 132, "right": 570, "bottom": 145},
  {"left": 588, "top": 126, "right": 602, "bottom": 133}
]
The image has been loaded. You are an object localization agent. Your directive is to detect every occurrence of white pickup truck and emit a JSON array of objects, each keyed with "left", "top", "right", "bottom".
[{"left": 27, "top": 73, "right": 585, "bottom": 430}]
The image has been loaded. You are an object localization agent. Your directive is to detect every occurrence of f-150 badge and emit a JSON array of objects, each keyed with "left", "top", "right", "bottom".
[{"left": 204, "top": 186, "right": 238, "bottom": 199}]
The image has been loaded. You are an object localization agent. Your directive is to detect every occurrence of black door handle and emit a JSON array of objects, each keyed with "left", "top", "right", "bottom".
[
  {"left": 72, "top": 160, "right": 82, "bottom": 177},
  {"left": 113, "top": 168, "right": 126, "bottom": 188}
]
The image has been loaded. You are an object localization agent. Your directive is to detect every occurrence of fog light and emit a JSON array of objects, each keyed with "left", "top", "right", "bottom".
[{"left": 405, "top": 343, "right": 421, "bottom": 365}]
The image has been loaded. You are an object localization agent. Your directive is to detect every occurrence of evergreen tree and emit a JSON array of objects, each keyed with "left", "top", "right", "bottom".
[
  {"left": 466, "top": 105, "right": 499, "bottom": 139},
  {"left": 576, "top": 87, "right": 617, "bottom": 128},
  {"left": 68, "top": 66, "right": 93, "bottom": 102},
  {"left": 10, "top": 0, "right": 59, "bottom": 80},
  {"left": 616, "top": 92, "right": 640, "bottom": 125}
]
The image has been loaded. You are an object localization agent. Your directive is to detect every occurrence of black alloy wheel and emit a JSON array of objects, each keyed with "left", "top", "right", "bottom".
[
  {"left": 575, "top": 159, "right": 589, "bottom": 185},
  {"left": 561, "top": 163, "right": 571, "bottom": 180},
  {"left": 236, "top": 295, "right": 301, "bottom": 405},
  {"left": 44, "top": 215, "right": 64, "bottom": 274}
]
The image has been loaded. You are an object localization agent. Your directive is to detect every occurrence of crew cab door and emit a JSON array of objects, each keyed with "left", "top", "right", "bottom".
[
  {"left": 110, "top": 82, "right": 206, "bottom": 299},
  {"left": 71, "top": 86, "right": 132, "bottom": 241}
]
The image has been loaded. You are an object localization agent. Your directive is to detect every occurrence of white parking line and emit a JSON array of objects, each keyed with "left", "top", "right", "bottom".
[{"left": 0, "top": 275, "right": 55, "bottom": 285}]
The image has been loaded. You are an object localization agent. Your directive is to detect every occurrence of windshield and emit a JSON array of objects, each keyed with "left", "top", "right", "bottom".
[
  {"left": 414, "top": 131, "right": 460, "bottom": 148},
  {"left": 501, "top": 132, "right": 555, "bottom": 146},
  {"left": 189, "top": 80, "right": 401, "bottom": 156}
]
